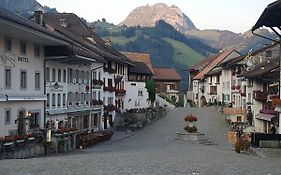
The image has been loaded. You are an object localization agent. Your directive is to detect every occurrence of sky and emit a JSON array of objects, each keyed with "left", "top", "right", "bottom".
[{"left": 36, "top": 0, "right": 276, "bottom": 33}]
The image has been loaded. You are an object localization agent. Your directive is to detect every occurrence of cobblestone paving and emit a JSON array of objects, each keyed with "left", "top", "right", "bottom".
[{"left": 1, "top": 107, "right": 281, "bottom": 175}]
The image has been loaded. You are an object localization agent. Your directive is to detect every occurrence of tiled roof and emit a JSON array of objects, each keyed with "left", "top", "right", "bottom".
[
  {"left": 128, "top": 62, "right": 153, "bottom": 75},
  {"left": 153, "top": 68, "right": 181, "bottom": 81},
  {"left": 121, "top": 51, "right": 154, "bottom": 74},
  {"left": 193, "top": 49, "right": 235, "bottom": 80}
]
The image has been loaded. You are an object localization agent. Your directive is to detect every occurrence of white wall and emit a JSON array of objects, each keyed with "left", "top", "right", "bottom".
[
  {"left": 124, "top": 81, "right": 149, "bottom": 110},
  {"left": 0, "top": 36, "right": 45, "bottom": 136}
]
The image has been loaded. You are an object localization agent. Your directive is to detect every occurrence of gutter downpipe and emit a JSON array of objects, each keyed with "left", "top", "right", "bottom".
[{"left": 252, "top": 28, "right": 281, "bottom": 133}]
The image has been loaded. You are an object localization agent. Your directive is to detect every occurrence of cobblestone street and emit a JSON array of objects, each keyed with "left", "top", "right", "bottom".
[{"left": 1, "top": 107, "right": 281, "bottom": 175}]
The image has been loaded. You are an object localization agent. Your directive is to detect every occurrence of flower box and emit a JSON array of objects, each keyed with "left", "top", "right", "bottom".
[
  {"left": 235, "top": 85, "right": 241, "bottom": 90},
  {"left": 231, "top": 85, "right": 236, "bottom": 90},
  {"left": 115, "top": 89, "right": 126, "bottom": 96}
]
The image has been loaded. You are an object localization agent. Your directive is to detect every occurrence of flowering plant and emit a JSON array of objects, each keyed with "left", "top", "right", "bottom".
[{"left": 184, "top": 115, "right": 198, "bottom": 133}]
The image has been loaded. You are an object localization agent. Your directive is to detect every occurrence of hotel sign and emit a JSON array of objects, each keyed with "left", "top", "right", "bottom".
[{"left": 18, "top": 56, "right": 29, "bottom": 63}]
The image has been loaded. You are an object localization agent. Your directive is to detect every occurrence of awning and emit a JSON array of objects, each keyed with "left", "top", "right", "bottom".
[
  {"left": 252, "top": 0, "right": 281, "bottom": 31},
  {"left": 255, "top": 113, "right": 276, "bottom": 121}
]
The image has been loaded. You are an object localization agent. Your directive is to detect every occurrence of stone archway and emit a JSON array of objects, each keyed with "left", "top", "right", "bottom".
[{"left": 200, "top": 96, "right": 207, "bottom": 107}]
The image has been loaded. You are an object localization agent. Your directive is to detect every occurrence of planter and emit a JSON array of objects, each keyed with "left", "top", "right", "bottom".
[{"left": 176, "top": 132, "right": 205, "bottom": 141}]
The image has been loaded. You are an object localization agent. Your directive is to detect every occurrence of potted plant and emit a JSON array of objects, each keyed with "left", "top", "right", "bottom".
[{"left": 184, "top": 115, "right": 198, "bottom": 133}]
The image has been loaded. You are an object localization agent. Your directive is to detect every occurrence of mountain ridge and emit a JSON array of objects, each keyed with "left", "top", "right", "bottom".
[
  {"left": 0, "top": 0, "right": 57, "bottom": 18},
  {"left": 120, "top": 3, "right": 197, "bottom": 33}
]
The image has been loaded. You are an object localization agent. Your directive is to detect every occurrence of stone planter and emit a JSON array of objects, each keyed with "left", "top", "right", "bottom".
[{"left": 176, "top": 132, "right": 205, "bottom": 141}]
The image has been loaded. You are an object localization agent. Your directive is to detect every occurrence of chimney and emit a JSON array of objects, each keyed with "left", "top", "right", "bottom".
[
  {"left": 34, "top": 10, "right": 43, "bottom": 26},
  {"left": 104, "top": 37, "right": 111, "bottom": 46},
  {"left": 60, "top": 19, "right": 68, "bottom": 28}
]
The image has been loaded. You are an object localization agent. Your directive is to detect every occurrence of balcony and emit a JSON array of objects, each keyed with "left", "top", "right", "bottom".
[
  {"left": 115, "top": 89, "right": 126, "bottom": 96},
  {"left": 104, "top": 104, "right": 116, "bottom": 112},
  {"left": 91, "top": 99, "right": 103, "bottom": 106},
  {"left": 103, "top": 86, "right": 116, "bottom": 92},
  {"left": 253, "top": 91, "right": 267, "bottom": 101},
  {"left": 103, "top": 67, "right": 117, "bottom": 74},
  {"left": 92, "top": 79, "right": 103, "bottom": 87}
]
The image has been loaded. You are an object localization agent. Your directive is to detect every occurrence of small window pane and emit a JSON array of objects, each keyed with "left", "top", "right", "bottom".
[
  {"left": 5, "top": 68, "right": 11, "bottom": 88},
  {"left": 20, "top": 71, "right": 27, "bottom": 89},
  {"left": 20, "top": 41, "right": 26, "bottom": 55},
  {"left": 35, "top": 72, "right": 40, "bottom": 90},
  {"left": 5, "top": 109, "right": 11, "bottom": 125},
  {"left": 4, "top": 37, "right": 12, "bottom": 52}
]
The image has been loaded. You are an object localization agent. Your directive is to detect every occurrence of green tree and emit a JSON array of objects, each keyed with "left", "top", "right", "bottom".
[{"left": 145, "top": 79, "right": 156, "bottom": 106}]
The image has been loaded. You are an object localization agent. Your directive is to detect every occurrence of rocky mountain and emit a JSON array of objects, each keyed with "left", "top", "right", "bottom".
[
  {"left": 120, "top": 3, "right": 196, "bottom": 33},
  {"left": 121, "top": 3, "right": 276, "bottom": 54},
  {"left": 0, "top": 0, "right": 57, "bottom": 18},
  {"left": 186, "top": 29, "right": 276, "bottom": 53}
]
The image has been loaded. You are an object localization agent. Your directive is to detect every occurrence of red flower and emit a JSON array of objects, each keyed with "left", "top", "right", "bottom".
[{"left": 184, "top": 115, "right": 198, "bottom": 122}]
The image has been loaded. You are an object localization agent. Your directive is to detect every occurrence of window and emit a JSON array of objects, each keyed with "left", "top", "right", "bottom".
[
  {"left": 265, "top": 50, "right": 272, "bottom": 57},
  {"left": 19, "top": 41, "right": 26, "bottom": 55},
  {"left": 93, "top": 71, "right": 97, "bottom": 80},
  {"left": 47, "top": 94, "right": 50, "bottom": 108},
  {"left": 63, "top": 70, "right": 66, "bottom": 83},
  {"left": 68, "top": 92, "right": 72, "bottom": 106},
  {"left": 138, "top": 91, "right": 143, "bottom": 96},
  {"left": 108, "top": 79, "right": 112, "bottom": 87},
  {"left": 108, "top": 97, "right": 113, "bottom": 105},
  {"left": 86, "top": 71, "right": 89, "bottom": 83},
  {"left": 46, "top": 67, "right": 50, "bottom": 82},
  {"left": 52, "top": 94, "right": 56, "bottom": 108},
  {"left": 4, "top": 37, "right": 12, "bottom": 52},
  {"left": 5, "top": 68, "right": 11, "bottom": 88},
  {"left": 209, "top": 76, "right": 212, "bottom": 84},
  {"left": 76, "top": 70, "right": 79, "bottom": 83},
  {"left": 216, "top": 75, "right": 220, "bottom": 83},
  {"left": 68, "top": 68, "right": 73, "bottom": 83},
  {"left": 57, "top": 94, "right": 61, "bottom": 108},
  {"left": 63, "top": 94, "right": 66, "bottom": 107},
  {"left": 57, "top": 69, "right": 61, "bottom": 82},
  {"left": 52, "top": 68, "right": 56, "bottom": 82},
  {"left": 35, "top": 72, "right": 40, "bottom": 90},
  {"left": 81, "top": 71, "right": 85, "bottom": 84},
  {"left": 34, "top": 44, "right": 40, "bottom": 57},
  {"left": 20, "top": 70, "right": 27, "bottom": 89},
  {"left": 5, "top": 108, "right": 11, "bottom": 125},
  {"left": 81, "top": 93, "right": 84, "bottom": 104}
]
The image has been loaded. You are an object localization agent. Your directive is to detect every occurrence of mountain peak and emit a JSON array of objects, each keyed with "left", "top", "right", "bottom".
[{"left": 119, "top": 3, "right": 196, "bottom": 32}]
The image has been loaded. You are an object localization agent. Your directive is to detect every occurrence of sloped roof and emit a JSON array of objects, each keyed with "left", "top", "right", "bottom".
[
  {"left": 224, "top": 42, "right": 279, "bottom": 67},
  {"left": 43, "top": 13, "right": 133, "bottom": 65},
  {"left": 188, "top": 53, "right": 219, "bottom": 71},
  {"left": 121, "top": 51, "right": 154, "bottom": 74},
  {"left": 128, "top": 62, "right": 153, "bottom": 75},
  {"left": 0, "top": 7, "right": 70, "bottom": 43},
  {"left": 153, "top": 68, "right": 181, "bottom": 81},
  {"left": 193, "top": 49, "right": 236, "bottom": 80},
  {"left": 238, "top": 56, "right": 279, "bottom": 78}
]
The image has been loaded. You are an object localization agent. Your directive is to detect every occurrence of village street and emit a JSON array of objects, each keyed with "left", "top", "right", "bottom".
[{"left": 1, "top": 107, "right": 281, "bottom": 175}]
